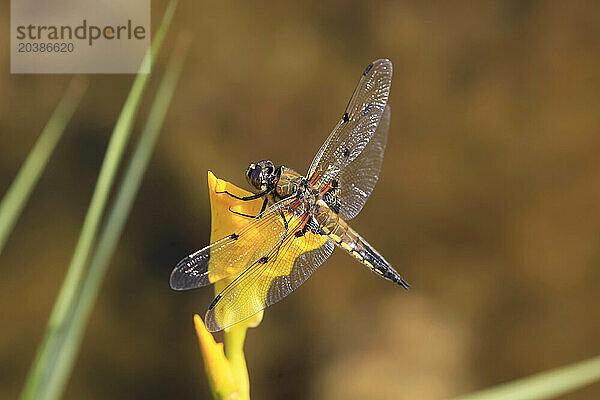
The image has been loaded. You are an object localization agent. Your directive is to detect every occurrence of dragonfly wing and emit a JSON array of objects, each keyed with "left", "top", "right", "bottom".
[
  {"left": 337, "top": 104, "right": 390, "bottom": 219},
  {"left": 307, "top": 59, "right": 392, "bottom": 190},
  {"left": 170, "top": 196, "right": 300, "bottom": 290},
  {"left": 205, "top": 217, "right": 334, "bottom": 332}
]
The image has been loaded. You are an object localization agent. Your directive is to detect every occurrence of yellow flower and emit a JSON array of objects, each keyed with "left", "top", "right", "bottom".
[
  {"left": 195, "top": 171, "right": 267, "bottom": 400},
  {"left": 193, "top": 315, "right": 239, "bottom": 399},
  {"left": 196, "top": 171, "right": 328, "bottom": 400},
  {"left": 207, "top": 170, "right": 264, "bottom": 329}
]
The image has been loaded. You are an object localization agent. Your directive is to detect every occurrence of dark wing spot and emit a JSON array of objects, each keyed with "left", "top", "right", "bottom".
[
  {"left": 294, "top": 230, "right": 305, "bottom": 238},
  {"left": 230, "top": 233, "right": 239, "bottom": 240},
  {"left": 342, "top": 112, "right": 349, "bottom": 122},
  {"left": 343, "top": 148, "right": 350, "bottom": 158},
  {"left": 362, "top": 103, "right": 372, "bottom": 116},
  {"left": 363, "top": 62, "right": 374, "bottom": 76},
  {"left": 258, "top": 256, "right": 269, "bottom": 264},
  {"left": 331, "top": 179, "right": 339, "bottom": 188}
]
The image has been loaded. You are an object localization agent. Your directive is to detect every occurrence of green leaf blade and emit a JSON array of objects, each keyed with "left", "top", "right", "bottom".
[
  {"left": 20, "top": 2, "right": 178, "bottom": 399},
  {"left": 453, "top": 355, "right": 600, "bottom": 400},
  {"left": 0, "top": 77, "right": 87, "bottom": 255}
]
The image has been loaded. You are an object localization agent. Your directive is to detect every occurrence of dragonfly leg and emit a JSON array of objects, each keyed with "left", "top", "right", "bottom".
[
  {"left": 226, "top": 197, "right": 269, "bottom": 219},
  {"left": 228, "top": 207, "right": 258, "bottom": 219},
  {"left": 216, "top": 190, "right": 268, "bottom": 201},
  {"left": 259, "top": 197, "right": 269, "bottom": 214},
  {"left": 280, "top": 210, "right": 289, "bottom": 230},
  {"left": 269, "top": 213, "right": 297, "bottom": 260}
]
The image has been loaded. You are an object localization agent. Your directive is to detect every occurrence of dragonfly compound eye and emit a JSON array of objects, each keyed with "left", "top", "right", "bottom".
[
  {"left": 258, "top": 160, "right": 274, "bottom": 175},
  {"left": 246, "top": 163, "right": 264, "bottom": 190}
]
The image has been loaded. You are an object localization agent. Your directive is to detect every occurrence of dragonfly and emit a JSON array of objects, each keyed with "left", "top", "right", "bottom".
[{"left": 170, "top": 59, "right": 409, "bottom": 332}]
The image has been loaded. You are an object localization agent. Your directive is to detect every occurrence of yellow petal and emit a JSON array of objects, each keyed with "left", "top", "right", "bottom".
[
  {"left": 207, "top": 171, "right": 264, "bottom": 328},
  {"left": 193, "top": 315, "right": 239, "bottom": 399},
  {"left": 207, "top": 171, "right": 264, "bottom": 242}
]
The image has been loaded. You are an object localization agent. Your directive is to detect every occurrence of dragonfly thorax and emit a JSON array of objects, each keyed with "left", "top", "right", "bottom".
[{"left": 274, "top": 166, "right": 305, "bottom": 200}]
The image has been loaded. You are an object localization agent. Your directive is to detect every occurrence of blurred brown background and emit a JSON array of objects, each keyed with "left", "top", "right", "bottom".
[{"left": 2, "top": 1, "right": 600, "bottom": 399}]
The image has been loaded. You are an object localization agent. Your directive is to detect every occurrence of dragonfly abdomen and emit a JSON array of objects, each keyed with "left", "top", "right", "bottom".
[{"left": 315, "top": 204, "right": 409, "bottom": 289}]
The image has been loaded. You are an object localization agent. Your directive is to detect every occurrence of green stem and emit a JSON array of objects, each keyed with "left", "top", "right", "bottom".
[{"left": 224, "top": 326, "right": 250, "bottom": 400}]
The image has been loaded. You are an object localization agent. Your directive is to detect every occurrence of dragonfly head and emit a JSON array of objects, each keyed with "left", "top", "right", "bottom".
[{"left": 246, "top": 160, "right": 277, "bottom": 191}]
